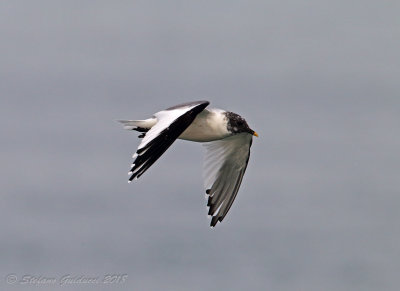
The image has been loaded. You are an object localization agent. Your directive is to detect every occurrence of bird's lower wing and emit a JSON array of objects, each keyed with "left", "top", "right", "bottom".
[
  {"left": 129, "top": 101, "right": 209, "bottom": 181},
  {"left": 203, "top": 133, "right": 253, "bottom": 227}
]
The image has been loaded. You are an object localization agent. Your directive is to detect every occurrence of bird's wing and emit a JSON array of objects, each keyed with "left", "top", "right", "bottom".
[
  {"left": 128, "top": 101, "right": 209, "bottom": 181},
  {"left": 203, "top": 133, "right": 253, "bottom": 227}
]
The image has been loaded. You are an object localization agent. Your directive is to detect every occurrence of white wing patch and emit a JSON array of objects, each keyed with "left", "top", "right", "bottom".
[
  {"left": 138, "top": 107, "right": 194, "bottom": 150},
  {"left": 203, "top": 133, "right": 253, "bottom": 227},
  {"left": 127, "top": 101, "right": 210, "bottom": 180}
]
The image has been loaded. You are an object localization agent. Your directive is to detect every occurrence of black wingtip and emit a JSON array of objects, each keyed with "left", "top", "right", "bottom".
[{"left": 210, "top": 216, "right": 219, "bottom": 227}]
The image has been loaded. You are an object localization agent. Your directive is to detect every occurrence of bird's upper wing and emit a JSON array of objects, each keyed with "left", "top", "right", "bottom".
[
  {"left": 203, "top": 133, "right": 253, "bottom": 227},
  {"left": 129, "top": 101, "right": 209, "bottom": 181}
]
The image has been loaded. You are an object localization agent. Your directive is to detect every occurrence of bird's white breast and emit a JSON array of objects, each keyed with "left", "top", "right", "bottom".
[{"left": 178, "top": 108, "right": 231, "bottom": 142}]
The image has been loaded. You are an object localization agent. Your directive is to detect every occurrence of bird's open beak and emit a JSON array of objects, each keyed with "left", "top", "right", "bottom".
[{"left": 253, "top": 131, "right": 259, "bottom": 137}]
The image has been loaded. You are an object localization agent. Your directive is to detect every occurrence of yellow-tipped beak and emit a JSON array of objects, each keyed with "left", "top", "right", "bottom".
[{"left": 253, "top": 131, "right": 259, "bottom": 137}]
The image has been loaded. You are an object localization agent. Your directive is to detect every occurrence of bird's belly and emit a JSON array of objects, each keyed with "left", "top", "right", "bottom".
[{"left": 178, "top": 112, "right": 230, "bottom": 142}]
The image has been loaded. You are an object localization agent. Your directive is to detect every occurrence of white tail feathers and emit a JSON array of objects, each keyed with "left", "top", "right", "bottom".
[
  {"left": 118, "top": 120, "right": 140, "bottom": 130},
  {"left": 117, "top": 118, "right": 156, "bottom": 130}
]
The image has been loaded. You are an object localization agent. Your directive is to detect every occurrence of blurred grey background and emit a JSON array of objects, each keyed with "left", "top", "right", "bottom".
[{"left": 1, "top": 1, "right": 399, "bottom": 290}]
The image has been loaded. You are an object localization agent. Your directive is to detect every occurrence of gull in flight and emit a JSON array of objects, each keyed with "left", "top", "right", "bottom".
[{"left": 118, "top": 101, "right": 257, "bottom": 227}]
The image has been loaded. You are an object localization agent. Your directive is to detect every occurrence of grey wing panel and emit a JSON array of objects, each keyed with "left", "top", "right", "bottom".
[{"left": 203, "top": 133, "right": 253, "bottom": 227}]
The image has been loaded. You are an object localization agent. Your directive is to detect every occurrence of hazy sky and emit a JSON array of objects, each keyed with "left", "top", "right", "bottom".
[{"left": 1, "top": 1, "right": 400, "bottom": 290}]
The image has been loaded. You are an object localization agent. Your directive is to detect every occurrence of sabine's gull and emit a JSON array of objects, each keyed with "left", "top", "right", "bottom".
[{"left": 118, "top": 101, "right": 257, "bottom": 227}]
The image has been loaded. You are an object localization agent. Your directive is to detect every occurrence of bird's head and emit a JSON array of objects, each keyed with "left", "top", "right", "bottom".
[{"left": 226, "top": 112, "right": 258, "bottom": 137}]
